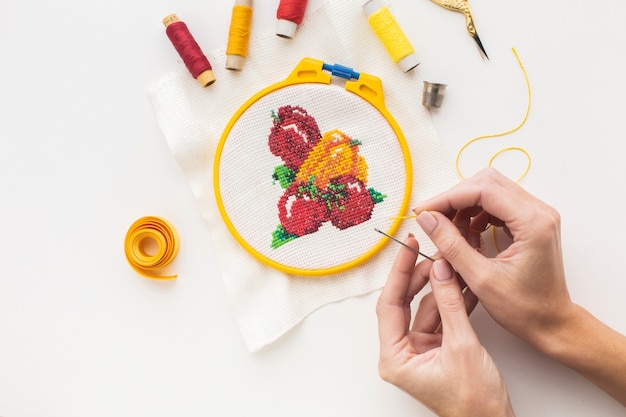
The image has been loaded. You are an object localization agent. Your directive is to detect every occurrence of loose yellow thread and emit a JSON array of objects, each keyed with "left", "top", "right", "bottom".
[
  {"left": 390, "top": 215, "right": 418, "bottom": 220},
  {"left": 393, "top": 48, "right": 531, "bottom": 253},
  {"left": 491, "top": 226, "right": 502, "bottom": 253},
  {"left": 226, "top": 5, "right": 253, "bottom": 57},
  {"left": 455, "top": 47, "right": 532, "bottom": 181},
  {"left": 456, "top": 47, "right": 532, "bottom": 251},
  {"left": 367, "top": 7, "right": 415, "bottom": 63},
  {"left": 124, "top": 216, "right": 180, "bottom": 280}
]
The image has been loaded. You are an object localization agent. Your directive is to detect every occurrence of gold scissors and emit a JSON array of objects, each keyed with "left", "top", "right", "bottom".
[{"left": 430, "top": 0, "right": 489, "bottom": 59}]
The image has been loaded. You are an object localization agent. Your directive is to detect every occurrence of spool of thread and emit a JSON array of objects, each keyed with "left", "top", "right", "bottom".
[
  {"left": 163, "top": 14, "right": 216, "bottom": 87},
  {"left": 362, "top": 0, "right": 419, "bottom": 72},
  {"left": 422, "top": 81, "right": 447, "bottom": 108},
  {"left": 226, "top": 0, "right": 254, "bottom": 71},
  {"left": 124, "top": 216, "right": 180, "bottom": 280},
  {"left": 276, "top": 0, "right": 308, "bottom": 39}
]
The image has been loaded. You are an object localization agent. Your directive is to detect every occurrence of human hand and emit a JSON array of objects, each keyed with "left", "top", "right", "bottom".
[
  {"left": 377, "top": 234, "right": 515, "bottom": 417},
  {"left": 412, "top": 168, "right": 574, "bottom": 353}
]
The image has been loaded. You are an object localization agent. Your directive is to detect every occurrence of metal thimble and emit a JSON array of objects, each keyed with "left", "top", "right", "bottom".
[{"left": 422, "top": 81, "right": 447, "bottom": 108}]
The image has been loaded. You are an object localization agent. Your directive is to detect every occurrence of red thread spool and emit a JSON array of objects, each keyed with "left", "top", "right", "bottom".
[
  {"left": 163, "top": 14, "right": 216, "bottom": 87},
  {"left": 276, "top": 0, "right": 308, "bottom": 39}
]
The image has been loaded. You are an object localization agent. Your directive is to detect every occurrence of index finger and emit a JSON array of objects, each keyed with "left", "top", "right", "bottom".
[{"left": 413, "top": 168, "right": 532, "bottom": 225}]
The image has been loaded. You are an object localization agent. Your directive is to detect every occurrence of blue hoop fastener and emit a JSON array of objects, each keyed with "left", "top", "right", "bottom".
[{"left": 322, "top": 62, "right": 360, "bottom": 80}]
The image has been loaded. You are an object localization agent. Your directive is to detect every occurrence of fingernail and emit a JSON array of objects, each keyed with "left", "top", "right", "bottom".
[
  {"left": 407, "top": 232, "right": 415, "bottom": 239},
  {"left": 433, "top": 260, "right": 453, "bottom": 281},
  {"left": 416, "top": 211, "right": 438, "bottom": 234}
]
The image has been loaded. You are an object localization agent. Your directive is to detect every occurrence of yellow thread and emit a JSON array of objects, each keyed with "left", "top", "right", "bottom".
[
  {"left": 124, "top": 216, "right": 180, "bottom": 280},
  {"left": 455, "top": 47, "right": 532, "bottom": 181},
  {"left": 491, "top": 226, "right": 502, "bottom": 253},
  {"left": 393, "top": 49, "right": 531, "bottom": 253},
  {"left": 367, "top": 7, "right": 415, "bottom": 63},
  {"left": 390, "top": 215, "right": 418, "bottom": 220},
  {"left": 454, "top": 47, "right": 532, "bottom": 251},
  {"left": 226, "top": 5, "right": 253, "bottom": 57},
  {"left": 488, "top": 146, "right": 531, "bottom": 183}
]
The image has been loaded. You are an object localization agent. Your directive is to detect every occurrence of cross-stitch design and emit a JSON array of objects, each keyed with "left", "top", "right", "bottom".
[{"left": 269, "top": 105, "right": 386, "bottom": 249}]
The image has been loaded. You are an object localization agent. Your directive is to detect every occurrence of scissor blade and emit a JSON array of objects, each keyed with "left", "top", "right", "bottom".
[{"left": 472, "top": 32, "right": 489, "bottom": 60}]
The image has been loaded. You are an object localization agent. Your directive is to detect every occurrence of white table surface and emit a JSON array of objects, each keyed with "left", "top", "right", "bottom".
[{"left": 1, "top": 0, "right": 625, "bottom": 416}]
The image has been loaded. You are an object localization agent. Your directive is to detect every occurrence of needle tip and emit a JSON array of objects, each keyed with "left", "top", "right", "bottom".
[{"left": 374, "top": 228, "right": 436, "bottom": 262}]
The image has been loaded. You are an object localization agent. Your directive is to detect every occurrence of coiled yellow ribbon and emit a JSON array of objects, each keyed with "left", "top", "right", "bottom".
[{"left": 124, "top": 216, "right": 180, "bottom": 280}]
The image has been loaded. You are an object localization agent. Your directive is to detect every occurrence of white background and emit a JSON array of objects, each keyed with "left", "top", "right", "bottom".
[{"left": 1, "top": 0, "right": 625, "bottom": 416}]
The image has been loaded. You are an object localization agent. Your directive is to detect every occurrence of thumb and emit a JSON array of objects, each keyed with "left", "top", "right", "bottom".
[
  {"left": 416, "top": 210, "right": 488, "bottom": 286},
  {"left": 430, "top": 259, "right": 478, "bottom": 344}
]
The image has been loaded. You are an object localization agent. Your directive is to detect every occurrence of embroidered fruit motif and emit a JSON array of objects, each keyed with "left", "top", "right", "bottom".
[
  {"left": 327, "top": 175, "right": 375, "bottom": 230},
  {"left": 295, "top": 129, "right": 368, "bottom": 189},
  {"left": 268, "top": 105, "right": 322, "bottom": 172},
  {"left": 277, "top": 180, "right": 329, "bottom": 237},
  {"left": 269, "top": 106, "right": 386, "bottom": 249}
]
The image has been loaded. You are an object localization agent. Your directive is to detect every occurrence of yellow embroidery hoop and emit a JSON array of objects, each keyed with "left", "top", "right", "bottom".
[{"left": 214, "top": 58, "right": 413, "bottom": 276}]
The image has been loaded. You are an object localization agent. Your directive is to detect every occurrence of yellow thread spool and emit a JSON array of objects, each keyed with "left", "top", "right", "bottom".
[
  {"left": 124, "top": 216, "right": 180, "bottom": 280},
  {"left": 226, "top": 0, "right": 253, "bottom": 71},
  {"left": 362, "top": 0, "right": 419, "bottom": 72}
]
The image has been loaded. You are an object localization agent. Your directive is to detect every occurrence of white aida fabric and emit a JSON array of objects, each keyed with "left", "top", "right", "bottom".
[{"left": 148, "top": 0, "right": 459, "bottom": 352}]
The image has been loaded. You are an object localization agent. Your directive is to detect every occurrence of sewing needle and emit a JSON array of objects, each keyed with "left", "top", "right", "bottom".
[{"left": 375, "top": 228, "right": 435, "bottom": 261}]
